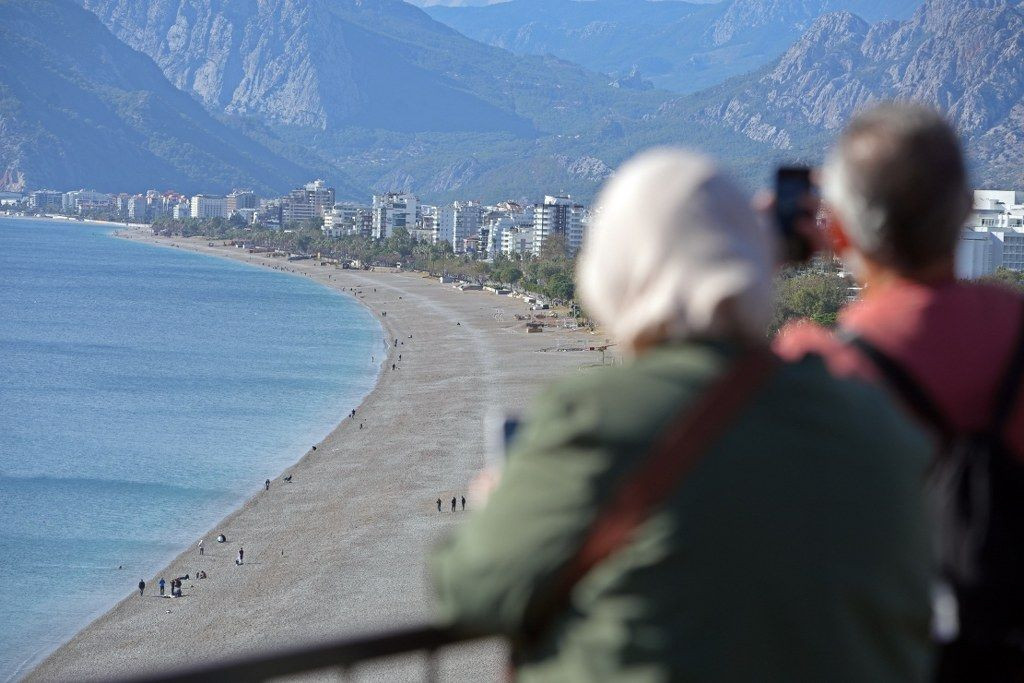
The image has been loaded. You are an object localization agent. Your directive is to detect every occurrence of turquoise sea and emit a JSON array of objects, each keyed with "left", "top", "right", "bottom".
[{"left": 0, "top": 218, "right": 382, "bottom": 681}]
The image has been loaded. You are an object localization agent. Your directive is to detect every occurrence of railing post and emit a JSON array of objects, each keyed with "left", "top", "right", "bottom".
[{"left": 424, "top": 650, "right": 437, "bottom": 683}]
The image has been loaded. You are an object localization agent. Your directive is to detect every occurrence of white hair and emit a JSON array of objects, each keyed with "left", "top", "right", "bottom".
[{"left": 577, "top": 148, "right": 775, "bottom": 350}]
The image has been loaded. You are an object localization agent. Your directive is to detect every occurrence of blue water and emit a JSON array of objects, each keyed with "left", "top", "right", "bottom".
[{"left": 0, "top": 218, "right": 382, "bottom": 681}]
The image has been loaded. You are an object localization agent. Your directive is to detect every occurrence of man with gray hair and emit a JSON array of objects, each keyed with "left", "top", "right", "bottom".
[{"left": 777, "top": 102, "right": 1024, "bottom": 681}]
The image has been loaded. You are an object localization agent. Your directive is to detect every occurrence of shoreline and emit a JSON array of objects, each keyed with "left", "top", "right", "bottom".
[
  {"left": 26, "top": 226, "right": 604, "bottom": 681},
  {"left": 1, "top": 217, "right": 385, "bottom": 682}
]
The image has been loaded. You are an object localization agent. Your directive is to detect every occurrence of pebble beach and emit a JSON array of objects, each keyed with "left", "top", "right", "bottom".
[{"left": 27, "top": 229, "right": 603, "bottom": 681}]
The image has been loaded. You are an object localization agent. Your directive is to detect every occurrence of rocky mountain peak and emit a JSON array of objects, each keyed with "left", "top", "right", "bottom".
[{"left": 682, "top": 0, "right": 1024, "bottom": 188}]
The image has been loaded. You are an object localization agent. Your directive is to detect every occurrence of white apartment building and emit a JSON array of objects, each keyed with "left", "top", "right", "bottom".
[
  {"left": 372, "top": 192, "right": 420, "bottom": 239},
  {"left": 28, "top": 189, "right": 62, "bottom": 211},
  {"left": 416, "top": 204, "right": 440, "bottom": 243},
  {"left": 323, "top": 203, "right": 372, "bottom": 237},
  {"left": 190, "top": 194, "right": 229, "bottom": 219},
  {"left": 484, "top": 203, "right": 533, "bottom": 259},
  {"left": 532, "top": 195, "right": 585, "bottom": 256},
  {"left": 127, "top": 194, "right": 148, "bottom": 221},
  {"left": 61, "top": 189, "right": 111, "bottom": 214},
  {"left": 959, "top": 189, "right": 1024, "bottom": 278},
  {"left": 436, "top": 201, "right": 483, "bottom": 253},
  {"left": 501, "top": 226, "right": 535, "bottom": 257},
  {"left": 282, "top": 179, "right": 335, "bottom": 224}
]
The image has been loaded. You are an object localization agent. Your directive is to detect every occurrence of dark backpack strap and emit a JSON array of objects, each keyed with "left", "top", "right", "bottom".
[
  {"left": 520, "top": 346, "right": 779, "bottom": 642},
  {"left": 991, "top": 304, "right": 1024, "bottom": 435},
  {"left": 837, "top": 328, "right": 953, "bottom": 440}
]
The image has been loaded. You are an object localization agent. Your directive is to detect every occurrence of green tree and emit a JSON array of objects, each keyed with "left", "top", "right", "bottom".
[
  {"left": 770, "top": 271, "right": 852, "bottom": 334},
  {"left": 980, "top": 267, "right": 1024, "bottom": 293}
]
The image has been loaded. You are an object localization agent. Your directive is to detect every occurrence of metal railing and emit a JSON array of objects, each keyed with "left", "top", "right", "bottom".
[{"left": 127, "top": 625, "right": 488, "bottom": 683}]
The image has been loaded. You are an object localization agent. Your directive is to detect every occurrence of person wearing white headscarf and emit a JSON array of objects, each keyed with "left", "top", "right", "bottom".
[
  {"left": 578, "top": 148, "right": 773, "bottom": 350},
  {"left": 433, "top": 149, "right": 934, "bottom": 682}
]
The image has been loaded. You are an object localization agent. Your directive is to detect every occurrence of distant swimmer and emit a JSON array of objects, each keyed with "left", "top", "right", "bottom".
[
  {"left": 138, "top": 579, "right": 145, "bottom": 596},
  {"left": 437, "top": 498, "right": 442, "bottom": 512},
  {"left": 451, "top": 497, "right": 457, "bottom": 512}
]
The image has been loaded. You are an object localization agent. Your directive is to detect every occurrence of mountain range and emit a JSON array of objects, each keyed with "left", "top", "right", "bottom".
[
  {"left": 2, "top": 0, "right": 1022, "bottom": 200},
  {"left": 0, "top": 0, "right": 363, "bottom": 196},
  {"left": 424, "top": 0, "right": 922, "bottom": 93},
  {"left": 669, "top": 0, "right": 1024, "bottom": 188}
]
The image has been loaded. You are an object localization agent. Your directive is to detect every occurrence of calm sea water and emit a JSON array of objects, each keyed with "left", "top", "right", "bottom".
[{"left": 0, "top": 218, "right": 382, "bottom": 681}]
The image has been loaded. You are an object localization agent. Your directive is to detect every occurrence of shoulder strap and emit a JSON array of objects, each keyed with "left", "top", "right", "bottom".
[
  {"left": 991, "top": 302, "right": 1024, "bottom": 434},
  {"left": 840, "top": 299, "right": 1024, "bottom": 440},
  {"left": 521, "top": 346, "right": 779, "bottom": 641},
  {"left": 836, "top": 328, "right": 953, "bottom": 439}
]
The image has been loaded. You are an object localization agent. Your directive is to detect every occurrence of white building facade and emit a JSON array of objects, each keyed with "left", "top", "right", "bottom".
[
  {"left": 959, "top": 189, "right": 1024, "bottom": 278},
  {"left": 532, "top": 195, "right": 585, "bottom": 256},
  {"left": 190, "top": 195, "right": 229, "bottom": 219},
  {"left": 372, "top": 192, "right": 420, "bottom": 239}
]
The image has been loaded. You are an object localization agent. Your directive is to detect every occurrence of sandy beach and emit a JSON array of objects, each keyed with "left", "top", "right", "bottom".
[{"left": 27, "top": 228, "right": 606, "bottom": 681}]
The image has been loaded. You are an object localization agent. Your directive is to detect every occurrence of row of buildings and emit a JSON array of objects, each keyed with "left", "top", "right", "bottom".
[
  {"left": 324, "top": 192, "right": 587, "bottom": 258},
  {"left": 957, "top": 190, "right": 1024, "bottom": 278},
  {"left": 15, "top": 179, "right": 590, "bottom": 260}
]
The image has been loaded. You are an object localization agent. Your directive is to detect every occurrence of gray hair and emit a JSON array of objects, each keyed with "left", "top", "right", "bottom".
[{"left": 822, "top": 103, "right": 970, "bottom": 271}]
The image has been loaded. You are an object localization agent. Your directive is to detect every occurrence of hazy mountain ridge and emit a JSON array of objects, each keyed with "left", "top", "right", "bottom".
[
  {"left": 73, "top": 0, "right": 679, "bottom": 201},
  {"left": 0, "top": 0, "right": 361, "bottom": 195},
  {"left": 78, "top": 0, "right": 660, "bottom": 135},
  {"left": 425, "top": 0, "right": 922, "bottom": 93},
  {"left": 678, "top": 0, "right": 1024, "bottom": 187}
]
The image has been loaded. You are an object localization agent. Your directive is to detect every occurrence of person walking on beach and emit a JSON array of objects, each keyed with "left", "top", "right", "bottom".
[
  {"left": 198, "top": 539, "right": 204, "bottom": 556},
  {"left": 461, "top": 496, "right": 466, "bottom": 511},
  {"left": 451, "top": 497, "right": 457, "bottom": 512},
  {"left": 238, "top": 547, "right": 244, "bottom": 565},
  {"left": 159, "top": 577, "right": 165, "bottom": 596},
  {"left": 138, "top": 580, "right": 145, "bottom": 597},
  {"left": 265, "top": 479, "right": 270, "bottom": 491},
  {"left": 437, "top": 498, "right": 442, "bottom": 512}
]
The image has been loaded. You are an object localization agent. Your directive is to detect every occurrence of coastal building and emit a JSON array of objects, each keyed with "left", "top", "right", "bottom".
[
  {"left": 61, "top": 189, "right": 111, "bottom": 214},
  {"left": 436, "top": 200, "right": 483, "bottom": 253},
  {"left": 484, "top": 202, "right": 532, "bottom": 260},
  {"left": 172, "top": 201, "right": 190, "bottom": 221},
  {"left": 532, "top": 194, "right": 585, "bottom": 256},
  {"left": 254, "top": 201, "right": 283, "bottom": 230},
  {"left": 958, "top": 189, "right": 1024, "bottom": 278},
  {"left": 501, "top": 225, "right": 535, "bottom": 257},
  {"left": 282, "top": 180, "right": 334, "bottom": 224},
  {"left": 372, "top": 192, "right": 420, "bottom": 239},
  {"left": 127, "top": 194, "right": 148, "bottom": 221},
  {"left": 323, "top": 203, "right": 372, "bottom": 237},
  {"left": 226, "top": 190, "right": 258, "bottom": 214},
  {"left": 28, "top": 189, "right": 62, "bottom": 211},
  {"left": 190, "top": 194, "right": 229, "bottom": 220},
  {"left": 415, "top": 204, "right": 439, "bottom": 243}
]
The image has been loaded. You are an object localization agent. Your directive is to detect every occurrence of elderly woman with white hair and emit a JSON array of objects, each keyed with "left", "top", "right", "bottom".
[{"left": 432, "top": 149, "right": 934, "bottom": 682}]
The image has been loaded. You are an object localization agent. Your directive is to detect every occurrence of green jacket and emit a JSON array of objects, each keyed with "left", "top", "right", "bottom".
[{"left": 432, "top": 342, "right": 934, "bottom": 682}]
